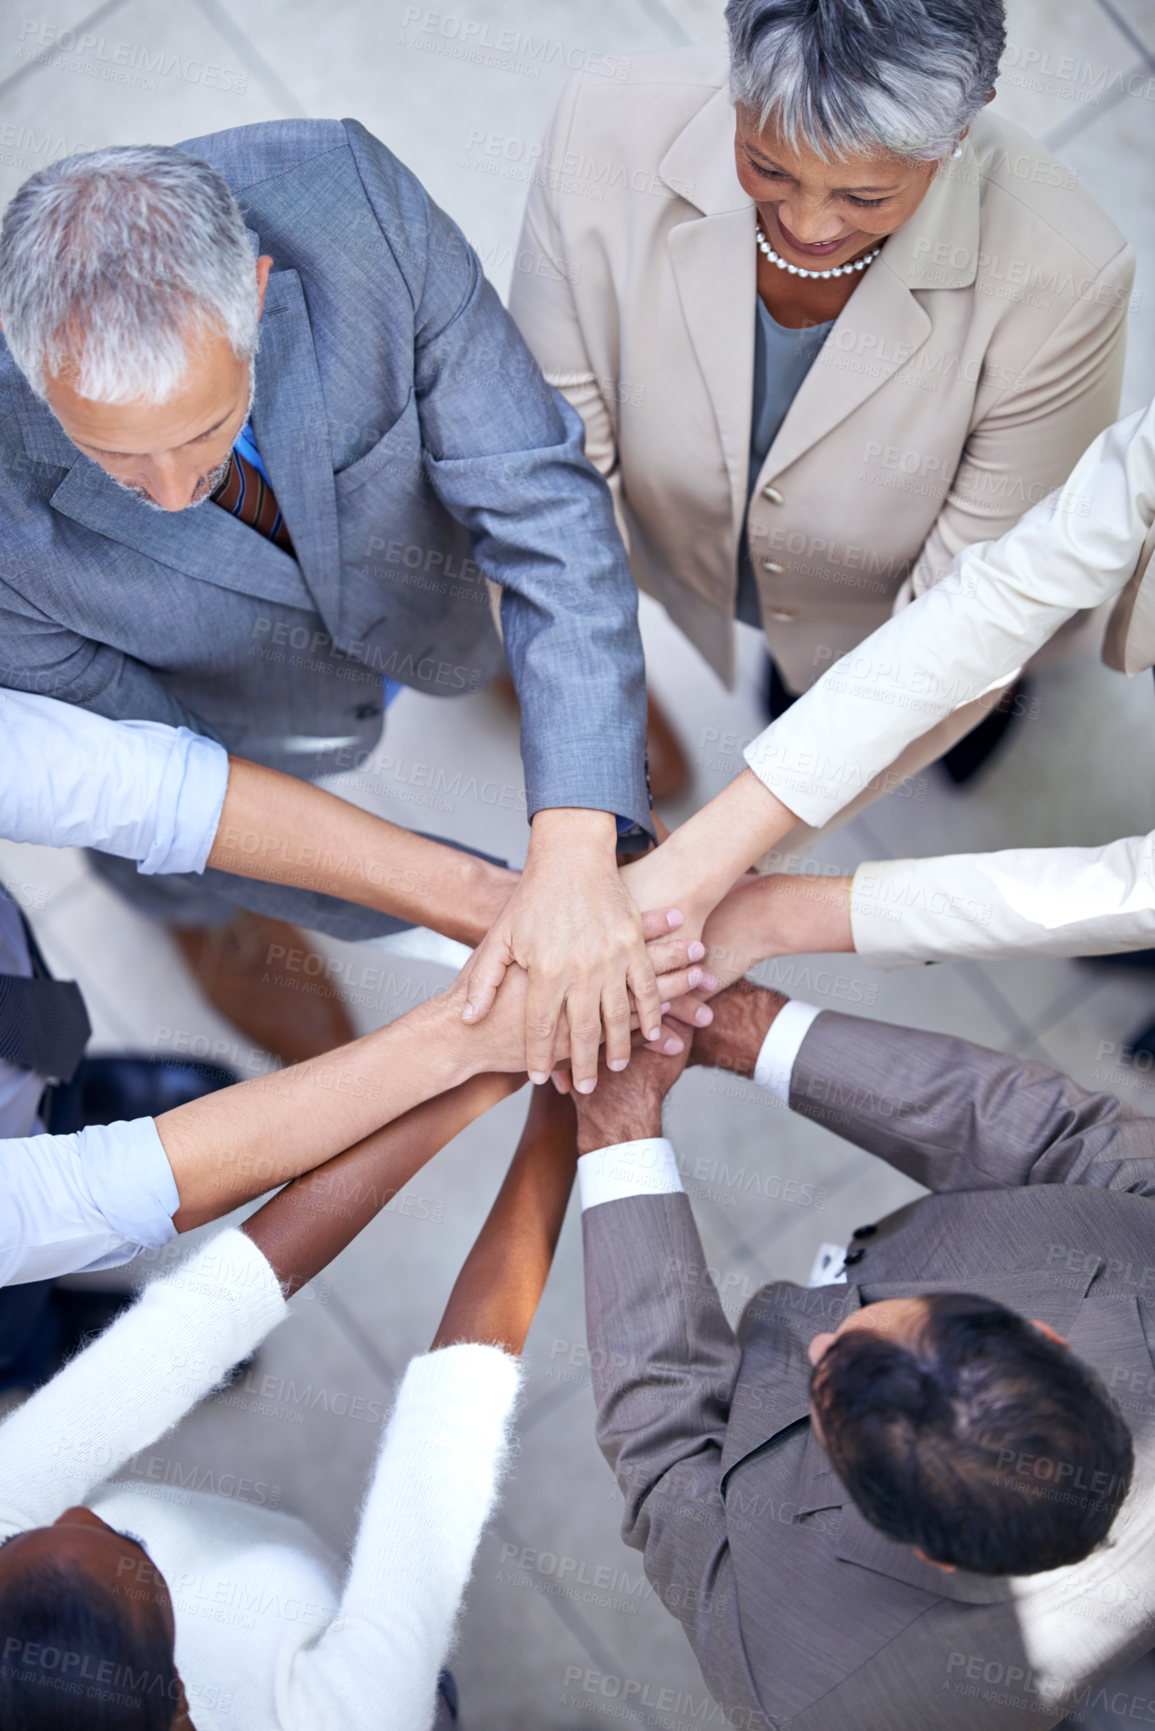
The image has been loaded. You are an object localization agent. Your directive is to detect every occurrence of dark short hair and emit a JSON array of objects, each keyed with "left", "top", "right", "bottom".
[
  {"left": 0, "top": 1557, "right": 179, "bottom": 1728},
  {"left": 810, "top": 1292, "right": 1134, "bottom": 1574}
]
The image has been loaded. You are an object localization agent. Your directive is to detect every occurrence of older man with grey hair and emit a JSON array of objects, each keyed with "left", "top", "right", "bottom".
[{"left": 0, "top": 129, "right": 665, "bottom": 1084}]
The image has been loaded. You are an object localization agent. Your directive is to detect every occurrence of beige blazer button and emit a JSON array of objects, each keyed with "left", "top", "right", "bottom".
[
  {"left": 767, "top": 607, "right": 796, "bottom": 623},
  {"left": 762, "top": 484, "right": 785, "bottom": 505},
  {"left": 761, "top": 559, "right": 785, "bottom": 575}
]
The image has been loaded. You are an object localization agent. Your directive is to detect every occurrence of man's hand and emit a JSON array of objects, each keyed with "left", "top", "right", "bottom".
[
  {"left": 461, "top": 808, "right": 680, "bottom": 1092},
  {"left": 570, "top": 1037, "right": 693, "bottom": 1156},
  {"left": 686, "top": 979, "right": 788, "bottom": 1078}
]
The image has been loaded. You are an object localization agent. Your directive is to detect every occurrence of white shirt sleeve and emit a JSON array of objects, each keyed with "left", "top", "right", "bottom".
[
  {"left": 0, "top": 1228, "right": 287, "bottom": 1535},
  {"left": 0, "top": 1118, "right": 180, "bottom": 1285},
  {"left": 851, "top": 835, "right": 1155, "bottom": 966},
  {"left": 287, "top": 1343, "right": 521, "bottom": 1731},
  {"left": 577, "top": 1137, "right": 683, "bottom": 1211},
  {"left": 0, "top": 689, "right": 229, "bottom": 874},
  {"left": 752, "top": 1001, "right": 824, "bottom": 1103},
  {"left": 743, "top": 400, "right": 1155, "bottom": 828}
]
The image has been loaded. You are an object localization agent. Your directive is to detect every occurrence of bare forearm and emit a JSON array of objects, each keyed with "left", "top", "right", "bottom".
[
  {"left": 431, "top": 1089, "right": 578, "bottom": 1355},
  {"left": 163, "top": 993, "right": 477, "bottom": 1228},
  {"left": 243, "top": 1072, "right": 523, "bottom": 1295},
  {"left": 209, "top": 756, "right": 515, "bottom": 944},
  {"left": 623, "top": 770, "right": 798, "bottom": 930}
]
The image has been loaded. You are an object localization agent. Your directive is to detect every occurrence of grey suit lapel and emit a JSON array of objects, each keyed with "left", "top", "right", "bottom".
[{"left": 249, "top": 268, "right": 344, "bottom": 640}]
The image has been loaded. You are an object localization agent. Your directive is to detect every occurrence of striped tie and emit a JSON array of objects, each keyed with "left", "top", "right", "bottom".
[{"left": 210, "top": 449, "right": 295, "bottom": 556}]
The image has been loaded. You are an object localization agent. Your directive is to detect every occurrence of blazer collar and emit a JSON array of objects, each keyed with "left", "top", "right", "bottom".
[
  {"left": 721, "top": 1264, "right": 1109, "bottom": 1606},
  {"left": 21, "top": 262, "right": 339, "bottom": 624}
]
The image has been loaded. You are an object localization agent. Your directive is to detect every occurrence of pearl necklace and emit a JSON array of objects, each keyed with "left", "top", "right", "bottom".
[{"left": 756, "top": 216, "right": 881, "bottom": 280}]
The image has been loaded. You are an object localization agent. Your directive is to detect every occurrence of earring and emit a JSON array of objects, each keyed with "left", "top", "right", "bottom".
[{"left": 952, "top": 142, "right": 964, "bottom": 158}]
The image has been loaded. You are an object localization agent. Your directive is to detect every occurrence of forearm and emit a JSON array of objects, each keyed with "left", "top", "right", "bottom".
[
  {"left": 623, "top": 770, "right": 799, "bottom": 933},
  {"left": 243, "top": 1072, "right": 522, "bottom": 1296},
  {"left": 163, "top": 992, "right": 480, "bottom": 1228},
  {"left": 209, "top": 756, "right": 515, "bottom": 945},
  {"left": 698, "top": 872, "right": 854, "bottom": 992},
  {"left": 431, "top": 1089, "right": 578, "bottom": 1355}
]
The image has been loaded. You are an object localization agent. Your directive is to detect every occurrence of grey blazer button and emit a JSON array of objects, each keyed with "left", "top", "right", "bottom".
[
  {"left": 353, "top": 702, "right": 381, "bottom": 720},
  {"left": 761, "top": 559, "right": 785, "bottom": 575},
  {"left": 852, "top": 1224, "right": 878, "bottom": 1240},
  {"left": 767, "top": 607, "right": 796, "bottom": 623},
  {"left": 763, "top": 484, "right": 785, "bottom": 505},
  {"left": 843, "top": 1246, "right": 866, "bottom": 1267}
]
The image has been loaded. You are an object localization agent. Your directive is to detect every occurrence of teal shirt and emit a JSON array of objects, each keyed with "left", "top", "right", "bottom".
[{"left": 735, "top": 300, "right": 834, "bottom": 629}]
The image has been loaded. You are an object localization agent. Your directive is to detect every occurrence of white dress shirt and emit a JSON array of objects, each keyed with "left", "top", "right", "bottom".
[
  {"left": 577, "top": 1004, "right": 824, "bottom": 1209},
  {"left": 0, "top": 689, "right": 229, "bottom": 1275},
  {"left": 0, "top": 688, "right": 228, "bottom": 875},
  {"left": 740, "top": 399, "right": 1155, "bottom": 965}
]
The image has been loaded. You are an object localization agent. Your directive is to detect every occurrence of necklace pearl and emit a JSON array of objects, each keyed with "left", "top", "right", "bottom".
[{"left": 755, "top": 217, "right": 881, "bottom": 281}]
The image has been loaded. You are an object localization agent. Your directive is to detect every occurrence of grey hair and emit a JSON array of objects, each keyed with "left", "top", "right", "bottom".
[
  {"left": 0, "top": 144, "right": 259, "bottom": 403},
  {"left": 724, "top": 0, "right": 1006, "bottom": 161}
]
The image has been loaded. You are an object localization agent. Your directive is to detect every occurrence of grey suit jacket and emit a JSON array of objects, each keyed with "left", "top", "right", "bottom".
[
  {"left": 583, "top": 1013, "right": 1155, "bottom": 1730},
  {"left": 0, "top": 120, "right": 650, "bottom": 927}
]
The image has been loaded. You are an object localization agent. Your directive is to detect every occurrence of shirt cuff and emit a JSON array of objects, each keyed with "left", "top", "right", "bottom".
[
  {"left": 753, "top": 1001, "right": 823, "bottom": 1103},
  {"left": 578, "top": 1138, "right": 683, "bottom": 1211},
  {"left": 139, "top": 731, "right": 230, "bottom": 877},
  {"left": 78, "top": 1118, "right": 181, "bottom": 1248}
]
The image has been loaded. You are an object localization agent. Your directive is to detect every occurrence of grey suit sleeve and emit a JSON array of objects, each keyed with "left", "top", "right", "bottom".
[
  {"left": 0, "top": 582, "right": 222, "bottom": 741},
  {"left": 582, "top": 1193, "right": 764, "bottom": 1718},
  {"left": 343, "top": 120, "right": 651, "bottom": 833},
  {"left": 789, "top": 1010, "right": 1155, "bottom": 1195}
]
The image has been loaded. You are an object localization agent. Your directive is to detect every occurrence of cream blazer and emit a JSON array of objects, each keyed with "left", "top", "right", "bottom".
[{"left": 510, "top": 46, "right": 1134, "bottom": 692}]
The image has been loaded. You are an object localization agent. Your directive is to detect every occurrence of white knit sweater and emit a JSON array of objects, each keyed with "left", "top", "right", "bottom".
[{"left": 0, "top": 1228, "right": 522, "bottom": 1731}]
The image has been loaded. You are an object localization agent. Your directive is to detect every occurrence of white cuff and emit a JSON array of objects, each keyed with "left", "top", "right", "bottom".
[
  {"left": 578, "top": 1138, "right": 683, "bottom": 1211},
  {"left": 753, "top": 1002, "right": 823, "bottom": 1103},
  {"left": 139, "top": 731, "right": 230, "bottom": 876}
]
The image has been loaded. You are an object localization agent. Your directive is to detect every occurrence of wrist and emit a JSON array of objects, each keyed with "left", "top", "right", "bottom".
[
  {"left": 692, "top": 981, "right": 787, "bottom": 1077},
  {"left": 575, "top": 1098, "right": 664, "bottom": 1156},
  {"left": 457, "top": 859, "right": 517, "bottom": 948},
  {"left": 528, "top": 806, "right": 617, "bottom": 860}
]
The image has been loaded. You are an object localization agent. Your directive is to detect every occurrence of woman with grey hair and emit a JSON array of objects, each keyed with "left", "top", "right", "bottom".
[{"left": 511, "top": 0, "right": 1133, "bottom": 810}]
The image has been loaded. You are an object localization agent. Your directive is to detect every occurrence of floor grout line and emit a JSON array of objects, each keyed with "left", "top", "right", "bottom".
[
  {"left": 0, "top": 0, "right": 130, "bottom": 99},
  {"left": 192, "top": 0, "right": 309, "bottom": 116},
  {"left": 1092, "top": 0, "right": 1155, "bottom": 69},
  {"left": 1044, "top": 74, "right": 1132, "bottom": 153}
]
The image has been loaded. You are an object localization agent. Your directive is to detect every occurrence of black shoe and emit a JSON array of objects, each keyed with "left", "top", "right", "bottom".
[
  {"left": 938, "top": 679, "right": 1030, "bottom": 787},
  {"left": 45, "top": 1054, "right": 239, "bottom": 1135},
  {"left": 763, "top": 656, "right": 801, "bottom": 722}
]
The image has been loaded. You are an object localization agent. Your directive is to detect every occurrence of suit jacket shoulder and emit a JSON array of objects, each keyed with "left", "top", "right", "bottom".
[{"left": 176, "top": 118, "right": 349, "bottom": 190}]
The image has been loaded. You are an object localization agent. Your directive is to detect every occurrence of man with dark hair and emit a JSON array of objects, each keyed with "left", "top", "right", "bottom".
[{"left": 570, "top": 982, "right": 1155, "bottom": 1730}]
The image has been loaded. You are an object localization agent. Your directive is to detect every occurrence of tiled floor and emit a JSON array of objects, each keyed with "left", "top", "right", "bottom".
[{"left": 1, "top": 1, "right": 1154, "bottom": 1726}]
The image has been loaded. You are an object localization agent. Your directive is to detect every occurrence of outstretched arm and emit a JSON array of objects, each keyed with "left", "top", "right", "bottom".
[
  {"left": 622, "top": 399, "right": 1155, "bottom": 943},
  {"left": 431, "top": 1085, "right": 578, "bottom": 1354},
  {"left": 692, "top": 981, "right": 1155, "bottom": 1197}
]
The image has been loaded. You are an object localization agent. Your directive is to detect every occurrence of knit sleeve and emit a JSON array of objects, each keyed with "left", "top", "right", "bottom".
[
  {"left": 0, "top": 1228, "right": 287, "bottom": 1534},
  {"left": 282, "top": 1343, "right": 521, "bottom": 1731}
]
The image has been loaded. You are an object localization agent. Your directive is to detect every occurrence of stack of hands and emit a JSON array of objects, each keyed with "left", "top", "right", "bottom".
[{"left": 455, "top": 801, "right": 850, "bottom": 1091}]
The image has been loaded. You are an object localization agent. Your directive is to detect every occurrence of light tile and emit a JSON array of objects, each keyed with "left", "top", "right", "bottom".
[
  {"left": 1056, "top": 86, "right": 1155, "bottom": 415},
  {"left": 996, "top": 0, "right": 1140, "bottom": 139},
  {"left": 0, "top": 0, "right": 287, "bottom": 212}
]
